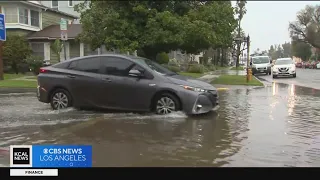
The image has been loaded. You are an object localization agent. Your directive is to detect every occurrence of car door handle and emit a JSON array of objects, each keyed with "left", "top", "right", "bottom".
[
  {"left": 103, "top": 78, "right": 112, "bottom": 82},
  {"left": 67, "top": 75, "right": 76, "bottom": 79}
]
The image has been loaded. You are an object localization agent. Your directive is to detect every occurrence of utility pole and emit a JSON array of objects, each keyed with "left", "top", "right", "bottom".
[
  {"left": 0, "top": 6, "right": 4, "bottom": 80},
  {"left": 246, "top": 35, "right": 251, "bottom": 83}
]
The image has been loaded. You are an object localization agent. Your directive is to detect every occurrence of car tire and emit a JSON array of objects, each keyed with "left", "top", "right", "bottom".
[
  {"left": 268, "top": 72, "right": 271, "bottom": 75},
  {"left": 273, "top": 75, "right": 277, "bottom": 78},
  {"left": 154, "top": 93, "right": 181, "bottom": 115},
  {"left": 293, "top": 73, "right": 296, "bottom": 78},
  {"left": 50, "top": 88, "right": 72, "bottom": 110}
]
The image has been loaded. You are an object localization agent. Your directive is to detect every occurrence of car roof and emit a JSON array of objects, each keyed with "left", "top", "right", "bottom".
[
  {"left": 64, "top": 54, "right": 144, "bottom": 63},
  {"left": 251, "top": 56, "right": 269, "bottom": 58},
  {"left": 276, "top": 58, "right": 292, "bottom": 61}
]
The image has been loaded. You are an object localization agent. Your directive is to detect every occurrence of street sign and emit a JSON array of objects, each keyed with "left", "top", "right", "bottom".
[
  {"left": 0, "top": 13, "right": 6, "bottom": 41},
  {"left": 61, "top": 31, "right": 68, "bottom": 41},
  {"left": 60, "top": 18, "right": 67, "bottom": 31}
]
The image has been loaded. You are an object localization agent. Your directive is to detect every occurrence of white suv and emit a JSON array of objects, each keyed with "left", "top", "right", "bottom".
[{"left": 272, "top": 58, "right": 296, "bottom": 78}]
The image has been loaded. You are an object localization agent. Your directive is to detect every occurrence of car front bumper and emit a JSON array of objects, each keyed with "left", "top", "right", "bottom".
[
  {"left": 252, "top": 67, "right": 271, "bottom": 74},
  {"left": 273, "top": 69, "right": 296, "bottom": 76},
  {"left": 179, "top": 90, "right": 219, "bottom": 115}
]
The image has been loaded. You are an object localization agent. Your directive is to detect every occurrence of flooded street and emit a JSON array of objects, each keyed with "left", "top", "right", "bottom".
[{"left": 1, "top": 80, "right": 320, "bottom": 167}]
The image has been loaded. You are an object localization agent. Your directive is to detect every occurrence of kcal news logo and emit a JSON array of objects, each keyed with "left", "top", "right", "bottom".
[{"left": 10, "top": 145, "right": 92, "bottom": 168}]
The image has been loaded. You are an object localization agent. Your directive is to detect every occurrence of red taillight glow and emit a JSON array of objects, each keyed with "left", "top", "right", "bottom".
[{"left": 39, "top": 68, "right": 47, "bottom": 73}]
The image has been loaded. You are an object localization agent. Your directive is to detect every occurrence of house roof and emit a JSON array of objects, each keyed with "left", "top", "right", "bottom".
[
  {"left": 27, "top": 24, "right": 82, "bottom": 40},
  {"left": 21, "top": 1, "right": 79, "bottom": 19}
]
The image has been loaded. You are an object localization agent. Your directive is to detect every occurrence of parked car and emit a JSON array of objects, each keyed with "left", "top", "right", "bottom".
[
  {"left": 310, "top": 61, "right": 318, "bottom": 69},
  {"left": 304, "top": 62, "right": 310, "bottom": 69},
  {"left": 250, "top": 56, "right": 272, "bottom": 75},
  {"left": 272, "top": 58, "right": 296, "bottom": 78},
  {"left": 317, "top": 62, "right": 320, "bottom": 69},
  {"left": 37, "top": 54, "right": 219, "bottom": 115},
  {"left": 295, "top": 62, "right": 302, "bottom": 68}
]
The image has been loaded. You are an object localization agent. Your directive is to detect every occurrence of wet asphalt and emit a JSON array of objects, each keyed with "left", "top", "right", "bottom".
[{"left": 0, "top": 68, "right": 320, "bottom": 167}]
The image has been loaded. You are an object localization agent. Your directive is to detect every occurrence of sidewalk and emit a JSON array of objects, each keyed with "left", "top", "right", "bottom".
[{"left": 198, "top": 69, "right": 266, "bottom": 90}]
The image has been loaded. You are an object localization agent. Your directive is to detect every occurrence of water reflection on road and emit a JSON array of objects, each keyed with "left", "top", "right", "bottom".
[{"left": 0, "top": 82, "right": 320, "bottom": 167}]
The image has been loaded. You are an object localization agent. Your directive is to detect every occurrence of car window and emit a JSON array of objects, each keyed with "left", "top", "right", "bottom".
[
  {"left": 100, "top": 56, "right": 134, "bottom": 76},
  {"left": 68, "top": 57, "right": 100, "bottom": 73},
  {"left": 252, "top": 57, "right": 270, "bottom": 64},
  {"left": 52, "top": 61, "right": 70, "bottom": 69},
  {"left": 275, "top": 60, "right": 293, "bottom": 65}
]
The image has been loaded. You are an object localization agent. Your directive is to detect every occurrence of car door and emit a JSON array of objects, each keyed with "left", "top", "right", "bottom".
[
  {"left": 124, "top": 64, "right": 158, "bottom": 111},
  {"left": 67, "top": 57, "right": 102, "bottom": 107},
  {"left": 99, "top": 56, "right": 135, "bottom": 109},
  {"left": 99, "top": 56, "right": 157, "bottom": 111}
]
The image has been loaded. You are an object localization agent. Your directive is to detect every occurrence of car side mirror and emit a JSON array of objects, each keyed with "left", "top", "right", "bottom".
[{"left": 129, "top": 69, "right": 143, "bottom": 77}]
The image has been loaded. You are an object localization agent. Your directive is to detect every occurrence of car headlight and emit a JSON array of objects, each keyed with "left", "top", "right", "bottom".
[{"left": 180, "top": 85, "right": 207, "bottom": 92}]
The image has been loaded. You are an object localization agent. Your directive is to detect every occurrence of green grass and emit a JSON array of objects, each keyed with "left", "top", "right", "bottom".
[
  {"left": 0, "top": 73, "right": 37, "bottom": 88},
  {"left": 211, "top": 75, "right": 263, "bottom": 86},
  {"left": 215, "top": 66, "right": 230, "bottom": 70},
  {"left": 230, "top": 67, "right": 245, "bottom": 70},
  {"left": 0, "top": 80, "right": 37, "bottom": 88},
  {"left": 179, "top": 72, "right": 204, "bottom": 78},
  {"left": 3, "top": 73, "right": 25, "bottom": 80}
]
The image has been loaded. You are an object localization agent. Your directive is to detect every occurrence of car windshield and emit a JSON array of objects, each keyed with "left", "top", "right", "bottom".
[
  {"left": 275, "top": 60, "right": 293, "bottom": 65},
  {"left": 252, "top": 57, "right": 270, "bottom": 64},
  {"left": 133, "top": 57, "right": 177, "bottom": 76}
]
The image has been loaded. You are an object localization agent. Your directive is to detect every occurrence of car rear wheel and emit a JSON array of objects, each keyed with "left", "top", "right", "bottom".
[
  {"left": 50, "top": 89, "right": 72, "bottom": 110},
  {"left": 154, "top": 93, "right": 180, "bottom": 115},
  {"left": 293, "top": 73, "right": 296, "bottom": 78}
]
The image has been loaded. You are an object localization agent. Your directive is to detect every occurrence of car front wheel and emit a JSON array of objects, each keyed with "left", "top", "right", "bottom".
[
  {"left": 50, "top": 89, "right": 72, "bottom": 110},
  {"left": 154, "top": 93, "right": 180, "bottom": 115}
]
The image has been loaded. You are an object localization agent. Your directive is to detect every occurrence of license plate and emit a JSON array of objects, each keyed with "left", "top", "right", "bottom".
[{"left": 260, "top": 70, "right": 264, "bottom": 72}]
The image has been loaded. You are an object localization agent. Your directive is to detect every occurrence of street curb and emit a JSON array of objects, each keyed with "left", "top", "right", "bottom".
[
  {"left": 0, "top": 87, "right": 36, "bottom": 93},
  {"left": 253, "top": 75, "right": 267, "bottom": 87}
]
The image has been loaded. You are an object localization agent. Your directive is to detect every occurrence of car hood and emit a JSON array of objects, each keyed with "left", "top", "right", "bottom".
[
  {"left": 253, "top": 63, "right": 270, "bottom": 68},
  {"left": 166, "top": 75, "right": 216, "bottom": 90},
  {"left": 274, "top": 64, "right": 294, "bottom": 68}
]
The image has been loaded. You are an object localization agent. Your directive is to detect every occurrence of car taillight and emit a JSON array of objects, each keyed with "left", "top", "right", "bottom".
[{"left": 39, "top": 68, "right": 47, "bottom": 73}]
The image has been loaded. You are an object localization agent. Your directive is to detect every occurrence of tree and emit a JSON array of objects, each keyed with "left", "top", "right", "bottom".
[
  {"left": 75, "top": 1, "right": 237, "bottom": 61},
  {"left": 289, "top": 5, "right": 320, "bottom": 49},
  {"left": 291, "top": 41, "right": 312, "bottom": 61},
  {"left": 234, "top": 0, "right": 247, "bottom": 68},
  {"left": 3, "top": 35, "right": 32, "bottom": 74},
  {"left": 282, "top": 42, "right": 291, "bottom": 57},
  {"left": 50, "top": 39, "right": 63, "bottom": 62}
]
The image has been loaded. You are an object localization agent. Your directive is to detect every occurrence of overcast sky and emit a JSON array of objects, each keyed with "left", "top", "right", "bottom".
[{"left": 232, "top": 1, "right": 319, "bottom": 53}]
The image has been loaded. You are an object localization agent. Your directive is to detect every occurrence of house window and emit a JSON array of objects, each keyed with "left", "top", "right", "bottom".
[
  {"left": 18, "top": 8, "right": 29, "bottom": 25},
  {"left": 51, "top": 0, "right": 58, "bottom": 8},
  {"left": 4, "top": 7, "right": 18, "bottom": 23},
  {"left": 31, "top": 43, "right": 45, "bottom": 59},
  {"left": 30, "top": 10, "right": 40, "bottom": 27},
  {"left": 68, "top": 0, "right": 73, "bottom": 7}
]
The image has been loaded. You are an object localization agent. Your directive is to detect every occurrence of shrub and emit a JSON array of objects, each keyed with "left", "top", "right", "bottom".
[
  {"left": 162, "top": 64, "right": 180, "bottom": 72},
  {"left": 156, "top": 52, "right": 169, "bottom": 64},
  {"left": 25, "top": 55, "right": 43, "bottom": 75},
  {"left": 187, "top": 64, "right": 204, "bottom": 73}
]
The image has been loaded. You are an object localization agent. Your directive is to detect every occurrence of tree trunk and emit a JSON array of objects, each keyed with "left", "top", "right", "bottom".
[
  {"left": 12, "top": 62, "right": 18, "bottom": 74},
  {"left": 221, "top": 48, "right": 225, "bottom": 67},
  {"left": 217, "top": 48, "right": 221, "bottom": 66},
  {"left": 236, "top": 21, "right": 241, "bottom": 68}
]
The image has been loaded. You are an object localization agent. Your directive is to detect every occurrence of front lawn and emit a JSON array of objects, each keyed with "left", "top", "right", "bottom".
[
  {"left": 211, "top": 75, "right": 263, "bottom": 86},
  {"left": 0, "top": 73, "right": 37, "bottom": 88},
  {"left": 178, "top": 72, "right": 204, "bottom": 78}
]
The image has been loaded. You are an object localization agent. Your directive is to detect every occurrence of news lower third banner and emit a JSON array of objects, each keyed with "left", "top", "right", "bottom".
[{"left": 10, "top": 145, "right": 92, "bottom": 168}]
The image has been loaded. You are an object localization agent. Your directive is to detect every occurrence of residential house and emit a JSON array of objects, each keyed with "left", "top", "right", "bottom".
[
  {"left": 38, "top": 0, "right": 84, "bottom": 23},
  {"left": 1, "top": 1, "right": 79, "bottom": 63}
]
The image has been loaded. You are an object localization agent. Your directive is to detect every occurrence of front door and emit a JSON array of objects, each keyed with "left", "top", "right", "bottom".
[{"left": 67, "top": 57, "right": 102, "bottom": 107}]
